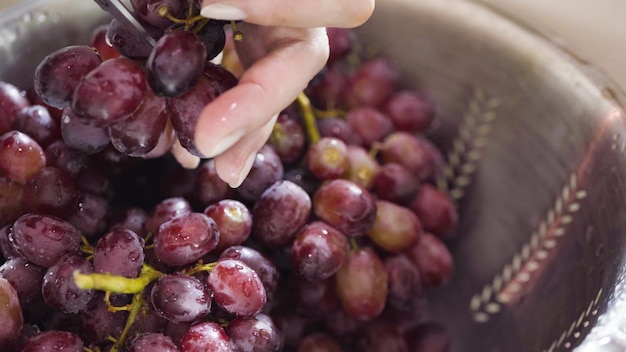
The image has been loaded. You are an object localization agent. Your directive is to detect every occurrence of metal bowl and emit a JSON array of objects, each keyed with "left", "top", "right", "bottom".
[{"left": 2, "top": 0, "right": 626, "bottom": 351}]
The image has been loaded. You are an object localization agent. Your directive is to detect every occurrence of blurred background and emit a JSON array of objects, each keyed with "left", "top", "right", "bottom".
[{"left": 1, "top": 0, "right": 624, "bottom": 91}]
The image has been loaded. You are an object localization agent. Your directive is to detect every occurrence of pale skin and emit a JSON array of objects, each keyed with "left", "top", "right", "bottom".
[{"left": 170, "top": 0, "right": 376, "bottom": 188}]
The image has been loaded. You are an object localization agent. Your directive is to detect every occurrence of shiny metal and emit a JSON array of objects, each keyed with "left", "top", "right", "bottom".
[
  {"left": 1, "top": 0, "right": 626, "bottom": 351},
  {"left": 91, "top": 0, "right": 155, "bottom": 47}
]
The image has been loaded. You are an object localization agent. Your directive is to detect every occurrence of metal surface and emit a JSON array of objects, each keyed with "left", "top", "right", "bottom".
[
  {"left": 1, "top": 0, "right": 626, "bottom": 351},
  {"left": 92, "top": 0, "right": 155, "bottom": 47}
]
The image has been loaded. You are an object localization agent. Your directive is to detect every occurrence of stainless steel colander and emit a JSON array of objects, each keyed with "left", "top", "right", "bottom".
[{"left": 1, "top": 0, "right": 626, "bottom": 351}]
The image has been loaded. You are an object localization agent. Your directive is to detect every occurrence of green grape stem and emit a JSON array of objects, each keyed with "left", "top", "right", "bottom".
[
  {"left": 110, "top": 292, "right": 146, "bottom": 352},
  {"left": 297, "top": 92, "right": 321, "bottom": 144},
  {"left": 73, "top": 264, "right": 163, "bottom": 294}
]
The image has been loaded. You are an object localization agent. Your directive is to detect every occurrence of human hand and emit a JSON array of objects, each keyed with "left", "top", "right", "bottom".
[{"left": 170, "top": 0, "right": 375, "bottom": 188}]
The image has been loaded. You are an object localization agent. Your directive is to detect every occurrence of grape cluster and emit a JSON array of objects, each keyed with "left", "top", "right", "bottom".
[{"left": 0, "top": 5, "right": 458, "bottom": 351}]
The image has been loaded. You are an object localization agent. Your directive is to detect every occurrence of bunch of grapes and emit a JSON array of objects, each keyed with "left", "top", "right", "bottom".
[{"left": 0, "top": 3, "right": 458, "bottom": 351}]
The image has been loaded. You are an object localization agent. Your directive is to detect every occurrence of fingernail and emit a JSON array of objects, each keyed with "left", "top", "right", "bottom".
[
  {"left": 198, "top": 131, "right": 244, "bottom": 158},
  {"left": 200, "top": 3, "right": 247, "bottom": 21},
  {"left": 228, "top": 152, "right": 257, "bottom": 188}
]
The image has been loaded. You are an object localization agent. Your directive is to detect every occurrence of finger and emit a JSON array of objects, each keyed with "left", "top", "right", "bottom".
[
  {"left": 193, "top": 25, "right": 329, "bottom": 158},
  {"left": 200, "top": 0, "right": 374, "bottom": 28},
  {"left": 171, "top": 138, "right": 201, "bottom": 169},
  {"left": 214, "top": 113, "right": 278, "bottom": 187}
]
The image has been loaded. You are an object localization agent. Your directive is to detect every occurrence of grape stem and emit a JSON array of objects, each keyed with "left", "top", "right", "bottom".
[
  {"left": 297, "top": 92, "right": 321, "bottom": 144},
  {"left": 184, "top": 261, "right": 218, "bottom": 276},
  {"left": 73, "top": 263, "right": 163, "bottom": 294},
  {"left": 111, "top": 292, "right": 146, "bottom": 352}
]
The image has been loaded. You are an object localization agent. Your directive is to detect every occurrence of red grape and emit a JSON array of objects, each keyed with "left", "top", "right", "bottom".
[
  {"left": 207, "top": 258, "right": 266, "bottom": 317},
  {"left": 0, "top": 82, "right": 30, "bottom": 135},
  {"left": 93, "top": 228, "right": 145, "bottom": 278},
  {"left": 181, "top": 321, "right": 230, "bottom": 352},
  {"left": 366, "top": 200, "right": 422, "bottom": 253},
  {"left": 380, "top": 132, "right": 443, "bottom": 182},
  {"left": 145, "top": 196, "right": 192, "bottom": 233},
  {"left": 89, "top": 24, "right": 120, "bottom": 61},
  {"left": 373, "top": 162, "right": 420, "bottom": 205},
  {"left": 345, "top": 57, "right": 399, "bottom": 108},
  {"left": 384, "top": 90, "right": 435, "bottom": 133},
  {"left": 306, "top": 137, "right": 349, "bottom": 180},
  {"left": 219, "top": 246, "right": 280, "bottom": 301},
  {"left": 150, "top": 274, "right": 211, "bottom": 323},
  {"left": 21, "top": 167, "right": 79, "bottom": 218},
  {"left": 0, "top": 277, "right": 23, "bottom": 349},
  {"left": 127, "top": 332, "right": 180, "bottom": 352},
  {"left": 345, "top": 106, "right": 394, "bottom": 147},
  {"left": 290, "top": 221, "right": 348, "bottom": 281},
  {"left": 13, "top": 105, "right": 60, "bottom": 148},
  {"left": 410, "top": 184, "right": 458, "bottom": 238},
  {"left": 343, "top": 144, "right": 380, "bottom": 190},
  {"left": 405, "top": 233, "right": 454, "bottom": 288},
  {"left": 66, "top": 192, "right": 110, "bottom": 240},
  {"left": 0, "top": 256, "right": 46, "bottom": 307},
  {"left": 0, "top": 130, "right": 46, "bottom": 184},
  {"left": 0, "top": 177, "right": 24, "bottom": 227},
  {"left": 41, "top": 254, "right": 95, "bottom": 313},
  {"left": 203, "top": 199, "right": 252, "bottom": 251},
  {"left": 60, "top": 108, "right": 111, "bottom": 154},
  {"left": 20, "top": 330, "right": 83, "bottom": 352},
  {"left": 227, "top": 314, "right": 282, "bottom": 352},
  {"left": 236, "top": 145, "right": 285, "bottom": 202},
  {"left": 130, "top": 0, "right": 183, "bottom": 29},
  {"left": 297, "top": 332, "right": 342, "bottom": 352}
]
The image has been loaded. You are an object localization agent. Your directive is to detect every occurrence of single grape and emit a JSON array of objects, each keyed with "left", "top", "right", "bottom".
[
  {"left": 72, "top": 57, "right": 148, "bottom": 127},
  {"left": 312, "top": 179, "right": 377, "bottom": 237},
  {"left": 0, "top": 81, "right": 30, "bottom": 135},
  {"left": 66, "top": 192, "right": 110, "bottom": 240},
  {"left": 11, "top": 213, "right": 81, "bottom": 268},
  {"left": 227, "top": 314, "right": 282, "bottom": 352},
  {"left": 145, "top": 196, "right": 192, "bottom": 233},
  {"left": 291, "top": 276, "right": 339, "bottom": 318},
  {"left": 345, "top": 106, "right": 394, "bottom": 147},
  {"left": 89, "top": 24, "right": 120, "bottom": 61},
  {"left": 203, "top": 199, "right": 252, "bottom": 251},
  {"left": 297, "top": 332, "right": 342, "bottom": 352},
  {"left": 335, "top": 246, "right": 388, "bottom": 320},
  {"left": 167, "top": 74, "right": 223, "bottom": 156},
  {"left": 268, "top": 112, "right": 307, "bottom": 164},
  {"left": 373, "top": 162, "right": 420, "bottom": 205},
  {"left": 147, "top": 30, "right": 207, "bottom": 98},
  {"left": 75, "top": 165, "right": 113, "bottom": 198},
  {"left": 60, "top": 108, "right": 111, "bottom": 154},
  {"left": 20, "top": 330, "right": 84, "bottom": 352},
  {"left": 366, "top": 200, "right": 422, "bottom": 253},
  {"left": 410, "top": 183, "right": 458, "bottom": 238},
  {"left": 196, "top": 20, "right": 227, "bottom": 60},
  {"left": 207, "top": 258, "right": 266, "bottom": 317},
  {"left": 0, "top": 257, "right": 45, "bottom": 307},
  {"left": 181, "top": 321, "right": 230, "bottom": 352},
  {"left": 33, "top": 45, "right": 102, "bottom": 109},
  {"left": 154, "top": 212, "right": 219, "bottom": 267},
  {"left": 80, "top": 292, "right": 128, "bottom": 344},
  {"left": 41, "top": 253, "right": 95, "bottom": 313},
  {"left": 203, "top": 61, "right": 239, "bottom": 91},
  {"left": 109, "top": 207, "right": 148, "bottom": 237},
  {"left": 108, "top": 89, "right": 169, "bottom": 157},
  {"left": 44, "top": 140, "right": 89, "bottom": 177},
  {"left": 130, "top": 0, "right": 183, "bottom": 29},
  {"left": 194, "top": 159, "right": 234, "bottom": 207},
  {"left": 127, "top": 332, "right": 180, "bottom": 352},
  {"left": 251, "top": 180, "right": 312, "bottom": 247},
  {"left": 380, "top": 132, "right": 443, "bottom": 182},
  {"left": 12, "top": 105, "right": 60, "bottom": 148},
  {"left": 219, "top": 246, "right": 280, "bottom": 302},
  {"left": 150, "top": 274, "right": 211, "bottom": 323},
  {"left": 0, "top": 277, "right": 23, "bottom": 349},
  {"left": 384, "top": 90, "right": 435, "bottom": 133},
  {"left": 342, "top": 144, "right": 380, "bottom": 190},
  {"left": 305, "top": 65, "right": 348, "bottom": 110},
  {"left": 21, "top": 166, "right": 80, "bottom": 218},
  {"left": 306, "top": 137, "right": 349, "bottom": 180},
  {"left": 405, "top": 232, "right": 454, "bottom": 288},
  {"left": 236, "top": 145, "right": 285, "bottom": 203},
  {"left": 93, "top": 228, "right": 145, "bottom": 278},
  {"left": 0, "top": 130, "right": 46, "bottom": 184},
  {"left": 317, "top": 117, "right": 362, "bottom": 146},
  {"left": 290, "top": 221, "right": 347, "bottom": 281},
  {"left": 384, "top": 254, "right": 424, "bottom": 310},
  {"left": 345, "top": 56, "right": 399, "bottom": 108},
  {"left": 106, "top": 18, "right": 162, "bottom": 60},
  {"left": 0, "top": 177, "right": 24, "bottom": 228}
]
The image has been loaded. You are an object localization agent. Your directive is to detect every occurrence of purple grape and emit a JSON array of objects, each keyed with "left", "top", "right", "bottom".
[
  {"left": 219, "top": 246, "right": 280, "bottom": 302},
  {"left": 0, "top": 257, "right": 45, "bottom": 307},
  {"left": 312, "top": 179, "right": 377, "bottom": 237},
  {"left": 128, "top": 332, "right": 180, "bottom": 352},
  {"left": 145, "top": 196, "right": 192, "bottom": 233},
  {"left": 167, "top": 74, "right": 223, "bottom": 156},
  {"left": 203, "top": 199, "right": 252, "bottom": 251},
  {"left": 410, "top": 184, "right": 458, "bottom": 238},
  {"left": 405, "top": 233, "right": 454, "bottom": 288},
  {"left": 12, "top": 105, "right": 60, "bottom": 148},
  {"left": 227, "top": 314, "right": 282, "bottom": 352},
  {"left": 268, "top": 112, "right": 307, "bottom": 164},
  {"left": 384, "top": 90, "right": 435, "bottom": 133},
  {"left": 380, "top": 132, "right": 443, "bottom": 182},
  {"left": 194, "top": 159, "right": 234, "bottom": 207},
  {"left": 373, "top": 162, "right": 420, "bottom": 205},
  {"left": 335, "top": 246, "right": 388, "bottom": 320},
  {"left": 60, "top": 108, "right": 110, "bottom": 154},
  {"left": 109, "top": 207, "right": 148, "bottom": 237},
  {"left": 291, "top": 276, "right": 339, "bottom": 319},
  {"left": 72, "top": 57, "right": 148, "bottom": 127},
  {"left": 93, "top": 228, "right": 145, "bottom": 278},
  {"left": 130, "top": 0, "right": 184, "bottom": 29},
  {"left": 106, "top": 18, "right": 162, "bottom": 60},
  {"left": 366, "top": 200, "right": 422, "bottom": 253},
  {"left": 236, "top": 145, "right": 285, "bottom": 203},
  {"left": 345, "top": 106, "right": 394, "bottom": 147},
  {"left": 108, "top": 90, "right": 169, "bottom": 157},
  {"left": 89, "top": 24, "right": 120, "bottom": 61},
  {"left": 181, "top": 322, "right": 230, "bottom": 352},
  {"left": 33, "top": 45, "right": 102, "bottom": 109},
  {"left": 317, "top": 117, "right": 362, "bottom": 146},
  {"left": 0, "top": 130, "right": 47, "bottom": 184},
  {"left": 150, "top": 274, "right": 211, "bottom": 323},
  {"left": 154, "top": 212, "right": 220, "bottom": 267},
  {"left": 207, "top": 258, "right": 266, "bottom": 317},
  {"left": 197, "top": 20, "right": 227, "bottom": 60},
  {"left": 384, "top": 254, "right": 424, "bottom": 310},
  {"left": 0, "top": 277, "right": 23, "bottom": 349},
  {"left": 251, "top": 180, "right": 312, "bottom": 247},
  {"left": 0, "top": 224, "right": 20, "bottom": 259},
  {"left": 0, "top": 82, "right": 30, "bottom": 135},
  {"left": 21, "top": 166, "right": 79, "bottom": 218},
  {"left": 290, "top": 221, "right": 347, "bottom": 281},
  {"left": 147, "top": 30, "right": 208, "bottom": 98},
  {"left": 44, "top": 140, "right": 89, "bottom": 177},
  {"left": 11, "top": 213, "right": 81, "bottom": 268},
  {"left": 66, "top": 192, "right": 110, "bottom": 240},
  {"left": 41, "top": 254, "right": 95, "bottom": 313},
  {"left": 20, "top": 330, "right": 83, "bottom": 352},
  {"left": 345, "top": 57, "right": 399, "bottom": 108},
  {"left": 80, "top": 292, "right": 128, "bottom": 344}
]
